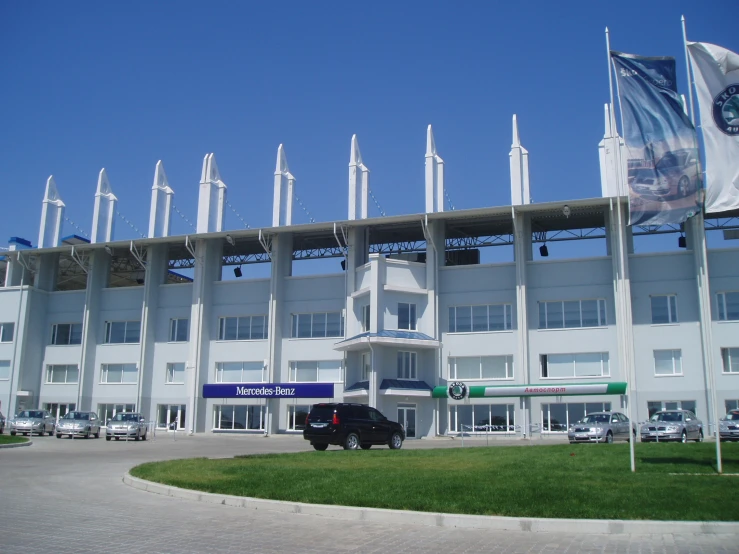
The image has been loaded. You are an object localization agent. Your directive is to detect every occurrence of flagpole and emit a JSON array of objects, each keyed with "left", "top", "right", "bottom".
[
  {"left": 606, "top": 27, "right": 636, "bottom": 473},
  {"left": 681, "top": 15, "right": 696, "bottom": 125}
]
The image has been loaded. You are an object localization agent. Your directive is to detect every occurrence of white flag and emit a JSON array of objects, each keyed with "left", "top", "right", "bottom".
[{"left": 687, "top": 42, "right": 739, "bottom": 213}]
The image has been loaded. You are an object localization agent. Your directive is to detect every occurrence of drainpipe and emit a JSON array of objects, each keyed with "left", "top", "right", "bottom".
[{"left": 7, "top": 264, "right": 26, "bottom": 416}]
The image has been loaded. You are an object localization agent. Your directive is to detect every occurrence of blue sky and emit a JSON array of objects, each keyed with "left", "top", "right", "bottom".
[{"left": 0, "top": 2, "right": 734, "bottom": 252}]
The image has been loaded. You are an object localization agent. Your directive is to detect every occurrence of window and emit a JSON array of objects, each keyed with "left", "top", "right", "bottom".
[
  {"left": 289, "top": 361, "right": 342, "bottom": 382},
  {"left": 218, "top": 315, "right": 267, "bottom": 341},
  {"left": 98, "top": 403, "right": 135, "bottom": 424},
  {"left": 0, "top": 360, "right": 10, "bottom": 380},
  {"left": 100, "top": 363, "right": 138, "bottom": 384},
  {"left": 51, "top": 323, "right": 82, "bottom": 345},
  {"left": 449, "top": 356, "right": 514, "bottom": 380},
  {"left": 397, "top": 351, "right": 417, "bottom": 379},
  {"left": 45, "top": 364, "right": 79, "bottom": 384},
  {"left": 717, "top": 292, "right": 739, "bottom": 321},
  {"left": 290, "top": 312, "right": 344, "bottom": 338},
  {"left": 721, "top": 348, "right": 739, "bottom": 374},
  {"left": 215, "top": 362, "right": 265, "bottom": 383},
  {"left": 104, "top": 321, "right": 141, "bottom": 344},
  {"left": 44, "top": 403, "right": 76, "bottom": 421},
  {"left": 287, "top": 404, "right": 310, "bottom": 431},
  {"left": 166, "top": 362, "right": 186, "bottom": 384},
  {"left": 361, "top": 305, "right": 370, "bottom": 333},
  {"left": 0, "top": 322, "right": 15, "bottom": 342},
  {"left": 157, "top": 404, "right": 186, "bottom": 429},
  {"left": 647, "top": 400, "right": 696, "bottom": 417},
  {"left": 726, "top": 399, "right": 739, "bottom": 412},
  {"left": 448, "top": 304, "right": 513, "bottom": 333},
  {"left": 542, "top": 402, "right": 611, "bottom": 432},
  {"left": 538, "top": 299, "right": 607, "bottom": 329},
  {"left": 540, "top": 353, "right": 610, "bottom": 378},
  {"left": 654, "top": 350, "right": 682, "bottom": 376},
  {"left": 450, "top": 404, "right": 516, "bottom": 433},
  {"left": 169, "top": 318, "right": 189, "bottom": 342},
  {"left": 361, "top": 351, "right": 371, "bottom": 381},
  {"left": 213, "top": 405, "right": 265, "bottom": 430},
  {"left": 398, "top": 303, "right": 417, "bottom": 330},
  {"left": 651, "top": 295, "right": 678, "bottom": 324}
]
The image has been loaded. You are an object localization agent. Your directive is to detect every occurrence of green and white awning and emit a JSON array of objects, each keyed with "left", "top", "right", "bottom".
[{"left": 432, "top": 382, "right": 627, "bottom": 399}]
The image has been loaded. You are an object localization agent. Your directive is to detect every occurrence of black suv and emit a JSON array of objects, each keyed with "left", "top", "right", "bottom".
[{"left": 303, "top": 403, "right": 405, "bottom": 451}]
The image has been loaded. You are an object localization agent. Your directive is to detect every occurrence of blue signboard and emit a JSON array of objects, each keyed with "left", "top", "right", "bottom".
[{"left": 202, "top": 383, "right": 335, "bottom": 399}]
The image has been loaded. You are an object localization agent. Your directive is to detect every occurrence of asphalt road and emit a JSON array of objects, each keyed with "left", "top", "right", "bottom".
[{"left": 0, "top": 432, "right": 735, "bottom": 553}]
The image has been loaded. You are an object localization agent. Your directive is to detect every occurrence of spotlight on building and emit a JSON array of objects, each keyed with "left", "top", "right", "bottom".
[
  {"left": 340, "top": 260, "right": 346, "bottom": 271},
  {"left": 678, "top": 235, "right": 687, "bottom": 248},
  {"left": 225, "top": 234, "right": 235, "bottom": 246},
  {"left": 234, "top": 266, "right": 242, "bottom": 278},
  {"left": 104, "top": 245, "right": 112, "bottom": 255},
  {"left": 562, "top": 205, "right": 571, "bottom": 218},
  {"left": 539, "top": 244, "right": 549, "bottom": 257}
]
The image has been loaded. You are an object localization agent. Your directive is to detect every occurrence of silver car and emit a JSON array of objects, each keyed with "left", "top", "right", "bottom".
[
  {"left": 9, "top": 410, "right": 55, "bottom": 436},
  {"left": 0, "top": 410, "right": 5, "bottom": 434},
  {"left": 105, "top": 413, "right": 148, "bottom": 441},
  {"left": 719, "top": 410, "right": 739, "bottom": 442},
  {"left": 56, "top": 411, "right": 101, "bottom": 439},
  {"left": 640, "top": 410, "right": 703, "bottom": 443},
  {"left": 568, "top": 411, "right": 634, "bottom": 444}
]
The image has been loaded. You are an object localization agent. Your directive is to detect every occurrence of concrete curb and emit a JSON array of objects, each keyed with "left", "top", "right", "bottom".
[
  {"left": 122, "top": 473, "right": 739, "bottom": 535},
  {"left": 0, "top": 440, "right": 32, "bottom": 449}
]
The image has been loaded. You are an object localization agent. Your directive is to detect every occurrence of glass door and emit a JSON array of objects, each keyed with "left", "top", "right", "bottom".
[
  {"left": 157, "top": 404, "right": 186, "bottom": 430},
  {"left": 44, "top": 403, "right": 76, "bottom": 424},
  {"left": 397, "top": 404, "right": 416, "bottom": 439}
]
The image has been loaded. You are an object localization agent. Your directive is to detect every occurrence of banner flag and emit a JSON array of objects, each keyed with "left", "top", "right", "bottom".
[
  {"left": 687, "top": 42, "right": 739, "bottom": 213},
  {"left": 611, "top": 51, "right": 702, "bottom": 226}
]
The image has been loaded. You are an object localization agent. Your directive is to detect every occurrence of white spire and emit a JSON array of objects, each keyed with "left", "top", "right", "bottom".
[
  {"left": 273, "top": 144, "right": 295, "bottom": 226},
  {"left": 509, "top": 115, "right": 530, "bottom": 206},
  {"left": 91, "top": 168, "right": 117, "bottom": 243},
  {"left": 148, "top": 160, "right": 174, "bottom": 238},
  {"left": 348, "top": 135, "right": 369, "bottom": 220},
  {"left": 598, "top": 103, "right": 627, "bottom": 197},
  {"left": 196, "top": 153, "right": 227, "bottom": 233},
  {"left": 425, "top": 125, "right": 445, "bottom": 213},
  {"left": 38, "top": 176, "right": 65, "bottom": 248}
]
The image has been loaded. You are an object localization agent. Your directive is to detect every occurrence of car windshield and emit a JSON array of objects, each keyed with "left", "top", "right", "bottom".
[
  {"left": 723, "top": 411, "right": 739, "bottom": 421},
  {"left": 63, "top": 412, "right": 88, "bottom": 420},
  {"left": 656, "top": 151, "right": 688, "bottom": 170},
  {"left": 112, "top": 413, "right": 139, "bottom": 422},
  {"left": 17, "top": 410, "right": 44, "bottom": 418},
  {"left": 651, "top": 412, "right": 682, "bottom": 422},
  {"left": 580, "top": 414, "right": 610, "bottom": 424}
]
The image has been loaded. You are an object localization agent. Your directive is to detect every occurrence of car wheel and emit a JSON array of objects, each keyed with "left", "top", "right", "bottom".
[
  {"left": 605, "top": 432, "right": 613, "bottom": 444},
  {"left": 141, "top": 431, "right": 147, "bottom": 441},
  {"left": 312, "top": 443, "right": 328, "bottom": 451},
  {"left": 134, "top": 434, "right": 140, "bottom": 441},
  {"left": 678, "top": 175, "right": 690, "bottom": 197},
  {"left": 343, "top": 432, "right": 360, "bottom": 450},
  {"left": 105, "top": 436, "right": 111, "bottom": 441},
  {"left": 56, "top": 434, "right": 62, "bottom": 439},
  {"left": 94, "top": 430, "right": 100, "bottom": 439},
  {"left": 696, "top": 429, "right": 704, "bottom": 443},
  {"left": 360, "top": 444, "right": 372, "bottom": 450},
  {"left": 681, "top": 430, "right": 688, "bottom": 443},
  {"left": 48, "top": 429, "right": 54, "bottom": 436},
  {"left": 85, "top": 430, "right": 90, "bottom": 439},
  {"left": 389, "top": 432, "right": 403, "bottom": 450},
  {"left": 10, "top": 431, "right": 15, "bottom": 436}
]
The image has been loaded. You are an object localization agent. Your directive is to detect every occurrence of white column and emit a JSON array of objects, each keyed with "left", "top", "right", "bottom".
[
  {"left": 38, "top": 176, "right": 65, "bottom": 248},
  {"left": 196, "top": 153, "right": 227, "bottom": 233},
  {"left": 509, "top": 115, "right": 530, "bottom": 206},
  {"left": 91, "top": 169, "right": 117, "bottom": 244},
  {"left": 148, "top": 161, "right": 174, "bottom": 238},
  {"left": 272, "top": 144, "right": 295, "bottom": 227},
  {"left": 425, "top": 125, "right": 445, "bottom": 213},
  {"left": 599, "top": 104, "right": 627, "bottom": 197},
  {"left": 348, "top": 135, "right": 369, "bottom": 220},
  {"left": 512, "top": 208, "right": 531, "bottom": 435}
]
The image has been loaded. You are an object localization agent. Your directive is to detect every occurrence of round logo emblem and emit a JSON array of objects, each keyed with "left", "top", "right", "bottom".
[
  {"left": 712, "top": 85, "right": 739, "bottom": 136},
  {"left": 448, "top": 381, "right": 468, "bottom": 401}
]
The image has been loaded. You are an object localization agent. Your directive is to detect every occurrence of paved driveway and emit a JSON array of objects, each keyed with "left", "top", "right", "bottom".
[{"left": 0, "top": 433, "right": 735, "bottom": 553}]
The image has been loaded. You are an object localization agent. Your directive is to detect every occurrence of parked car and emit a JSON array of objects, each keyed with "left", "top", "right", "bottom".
[
  {"left": 303, "top": 403, "right": 405, "bottom": 451},
  {"left": 105, "top": 413, "right": 148, "bottom": 441},
  {"left": 719, "top": 410, "right": 739, "bottom": 442},
  {"left": 56, "top": 411, "right": 101, "bottom": 439},
  {"left": 640, "top": 410, "right": 703, "bottom": 443},
  {"left": 0, "top": 410, "right": 5, "bottom": 434},
  {"left": 9, "top": 410, "right": 55, "bottom": 436},
  {"left": 629, "top": 148, "right": 701, "bottom": 199},
  {"left": 567, "top": 411, "right": 635, "bottom": 444}
]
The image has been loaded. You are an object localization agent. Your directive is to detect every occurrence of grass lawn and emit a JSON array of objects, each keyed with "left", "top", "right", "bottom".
[
  {"left": 0, "top": 434, "right": 30, "bottom": 445},
  {"left": 130, "top": 442, "right": 739, "bottom": 521}
]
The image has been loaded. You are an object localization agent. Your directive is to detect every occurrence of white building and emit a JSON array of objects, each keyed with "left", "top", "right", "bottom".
[{"left": 1, "top": 119, "right": 737, "bottom": 438}]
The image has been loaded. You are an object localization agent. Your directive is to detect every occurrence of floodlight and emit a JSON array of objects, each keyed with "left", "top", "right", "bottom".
[
  {"left": 225, "top": 234, "right": 235, "bottom": 246},
  {"left": 562, "top": 205, "right": 571, "bottom": 218},
  {"left": 234, "top": 266, "right": 243, "bottom": 278},
  {"left": 104, "top": 245, "right": 112, "bottom": 255},
  {"left": 539, "top": 244, "right": 549, "bottom": 257},
  {"left": 678, "top": 235, "right": 687, "bottom": 248}
]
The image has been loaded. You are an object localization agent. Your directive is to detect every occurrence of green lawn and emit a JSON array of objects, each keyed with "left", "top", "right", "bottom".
[
  {"left": 0, "top": 434, "right": 30, "bottom": 445},
  {"left": 130, "top": 442, "right": 739, "bottom": 521}
]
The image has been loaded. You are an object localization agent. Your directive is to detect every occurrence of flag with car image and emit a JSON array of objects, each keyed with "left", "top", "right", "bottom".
[{"left": 611, "top": 51, "right": 702, "bottom": 226}]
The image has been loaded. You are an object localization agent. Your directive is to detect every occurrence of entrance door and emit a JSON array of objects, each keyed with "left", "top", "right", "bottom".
[
  {"left": 397, "top": 404, "right": 416, "bottom": 439},
  {"left": 158, "top": 404, "right": 186, "bottom": 430},
  {"left": 44, "top": 403, "right": 76, "bottom": 424}
]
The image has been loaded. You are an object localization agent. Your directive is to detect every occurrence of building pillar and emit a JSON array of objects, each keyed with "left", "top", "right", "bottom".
[{"left": 512, "top": 208, "right": 532, "bottom": 436}]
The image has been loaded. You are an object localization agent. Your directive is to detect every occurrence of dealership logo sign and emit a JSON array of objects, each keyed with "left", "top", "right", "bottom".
[
  {"left": 713, "top": 85, "right": 739, "bottom": 136},
  {"left": 448, "top": 381, "right": 468, "bottom": 400},
  {"left": 203, "top": 383, "right": 335, "bottom": 399}
]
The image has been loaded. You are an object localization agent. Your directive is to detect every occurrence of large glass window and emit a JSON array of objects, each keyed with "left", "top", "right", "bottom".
[
  {"left": 647, "top": 400, "right": 696, "bottom": 417},
  {"left": 651, "top": 295, "right": 678, "bottom": 324},
  {"left": 449, "top": 404, "right": 516, "bottom": 433},
  {"left": 287, "top": 404, "right": 310, "bottom": 431},
  {"left": 166, "top": 362, "right": 186, "bottom": 384},
  {"left": 0, "top": 322, "right": 15, "bottom": 342},
  {"left": 169, "top": 318, "right": 189, "bottom": 342},
  {"left": 213, "top": 405, "right": 265, "bottom": 430},
  {"left": 449, "top": 355, "right": 514, "bottom": 380},
  {"left": 717, "top": 292, "right": 739, "bottom": 321},
  {"left": 654, "top": 350, "right": 682, "bottom": 376},
  {"left": 397, "top": 351, "right": 417, "bottom": 379},
  {"left": 538, "top": 299, "right": 606, "bottom": 329},
  {"left": 104, "top": 321, "right": 140, "bottom": 344},
  {"left": 218, "top": 315, "right": 267, "bottom": 341},
  {"left": 448, "top": 304, "right": 513, "bottom": 333},
  {"left": 289, "top": 361, "right": 342, "bottom": 382},
  {"left": 51, "top": 323, "right": 82, "bottom": 345},
  {"left": 157, "top": 404, "right": 186, "bottom": 429},
  {"left": 100, "top": 363, "right": 138, "bottom": 384},
  {"left": 540, "top": 353, "right": 610, "bottom": 378},
  {"left": 44, "top": 403, "right": 76, "bottom": 422},
  {"left": 98, "top": 403, "right": 136, "bottom": 424},
  {"left": 290, "top": 312, "right": 344, "bottom": 338},
  {"left": 726, "top": 399, "right": 739, "bottom": 412},
  {"left": 361, "top": 351, "right": 371, "bottom": 381},
  {"left": 361, "top": 305, "right": 370, "bottom": 333},
  {"left": 215, "top": 361, "right": 265, "bottom": 383},
  {"left": 45, "top": 364, "right": 79, "bottom": 384},
  {"left": 0, "top": 360, "right": 10, "bottom": 380},
  {"left": 542, "top": 402, "right": 611, "bottom": 432},
  {"left": 721, "top": 348, "right": 739, "bottom": 374},
  {"left": 398, "top": 303, "right": 417, "bottom": 331}
]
